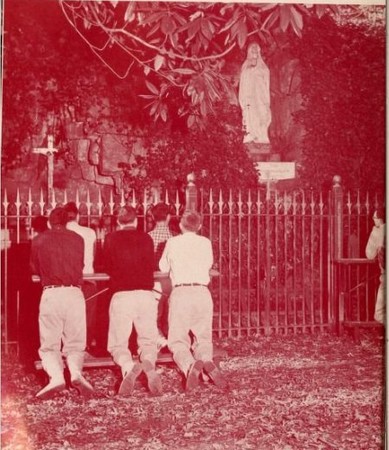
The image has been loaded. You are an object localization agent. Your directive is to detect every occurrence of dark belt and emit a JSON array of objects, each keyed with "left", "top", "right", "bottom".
[
  {"left": 174, "top": 283, "right": 208, "bottom": 288},
  {"left": 43, "top": 285, "right": 81, "bottom": 290}
]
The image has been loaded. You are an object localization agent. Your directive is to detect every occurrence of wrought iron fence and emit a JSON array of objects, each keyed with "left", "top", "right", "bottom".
[{"left": 1, "top": 179, "right": 384, "bottom": 353}]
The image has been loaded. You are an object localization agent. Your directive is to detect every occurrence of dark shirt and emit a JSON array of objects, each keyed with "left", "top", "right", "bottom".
[
  {"left": 103, "top": 228, "right": 154, "bottom": 293},
  {"left": 30, "top": 228, "right": 84, "bottom": 287}
]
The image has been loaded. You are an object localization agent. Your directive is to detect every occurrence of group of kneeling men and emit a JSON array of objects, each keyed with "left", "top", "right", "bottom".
[{"left": 30, "top": 202, "right": 226, "bottom": 399}]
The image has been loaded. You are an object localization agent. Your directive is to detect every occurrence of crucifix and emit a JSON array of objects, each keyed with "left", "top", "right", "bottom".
[{"left": 33, "top": 134, "right": 58, "bottom": 201}]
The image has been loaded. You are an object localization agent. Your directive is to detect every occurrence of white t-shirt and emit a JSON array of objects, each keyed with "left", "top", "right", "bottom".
[{"left": 66, "top": 221, "right": 96, "bottom": 274}]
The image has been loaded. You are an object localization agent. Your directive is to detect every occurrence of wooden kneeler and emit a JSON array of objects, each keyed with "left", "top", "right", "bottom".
[{"left": 34, "top": 346, "right": 228, "bottom": 371}]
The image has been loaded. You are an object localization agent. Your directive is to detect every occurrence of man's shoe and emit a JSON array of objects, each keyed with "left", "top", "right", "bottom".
[
  {"left": 142, "top": 360, "right": 163, "bottom": 396},
  {"left": 36, "top": 381, "right": 66, "bottom": 400},
  {"left": 118, "top": 363, "right": 142, "bottom": 396},
  {"left": 203, "top": 361, "right": 227, "bottom": 388},
  {"left": 186, "top": 360, "right": 204, "bottom": 392},
  {"left": 72, "top": 375, "right": 95, "bottom": 397}
]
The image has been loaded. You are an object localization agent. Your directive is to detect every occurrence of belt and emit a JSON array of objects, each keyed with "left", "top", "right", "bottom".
[
  {"left": 43, "top": 285, "right": 81, "bottom": 290},
  {"left": 174, "top": 283, "right": 208, "bottom": 288}
]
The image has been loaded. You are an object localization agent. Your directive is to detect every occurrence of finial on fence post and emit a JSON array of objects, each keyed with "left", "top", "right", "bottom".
[
  {"left": 332, "top": 174, "right": 343, "bottom": 260},
  {"left": 332, "top": 175, "right": 342, "bottom": 188},
  {"left": 185, "top": 172, "right": 197, "bottom": 211}
]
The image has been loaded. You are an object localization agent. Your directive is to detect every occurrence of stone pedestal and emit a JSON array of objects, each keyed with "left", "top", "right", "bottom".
[{"left": 246, "top": 142, "right": 280, "bottom": 162}]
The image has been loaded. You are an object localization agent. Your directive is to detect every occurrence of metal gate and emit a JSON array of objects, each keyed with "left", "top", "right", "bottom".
[{"left": 1, "top": 176, "right": 384, "bottom": 353}]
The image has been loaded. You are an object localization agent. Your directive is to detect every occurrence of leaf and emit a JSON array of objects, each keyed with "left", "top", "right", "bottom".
[
  {"left": 161, "top": 15, "right": 174, "bottom": 35},
  {"left": 144, "top": 66, "right": 151, "bottom": 76},
  {"left": 280, "top": 5, "right": 291, "bottom": 33},
  {"left": 142, "top": 11, "right": 165, "bottom": 26},
  {"left": 124, "top": 3, "right": 135, "bottom": 22},
  {"left": 289, "top": 7, "right": 303, "bottom": 38},
  {"left": 220, "top": 16, "right": 239, "bottom": 34},
  {"left": 83, "top": 18, "right": 91, "bottom": 30},
  {"left": 145, "top": 80, "right": 159, "bottom": 95},
  {"left": 201, "top": 19, "right": 214, "bottom": 41},
  {"left": 169, "top": 31, "right": 178, "bottom": 48},
  {"left": 154, "top": 54, "right": 165, "bottom": 72},
  {"left": 187, "top": 114, "right": 195, "bottom": 128},
  {"left": 189, "top": 11, "right": 203, "bottom": 22},
  {"left": 314, "top": 5, "right": 328, "bottom": 19},
  {"left": 291, "top": 7, "right": 303, "bottom": 31},
  {"left": 149, "top": 101, "right": 158, "bottom": 116},
  {"left": 138, "top": 94, "right": 156, "bottom": 99},
  {"left": 160, "top": 107, "right": 168, "bottom": 122},
  {"left": 237, "top": 20, "right": 248, "bottom": 49}
]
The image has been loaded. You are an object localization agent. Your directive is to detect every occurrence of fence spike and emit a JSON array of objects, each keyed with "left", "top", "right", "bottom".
[
  {"left": 365, "top": 191, "right": 370, "bottom": 215},
  {"left": 301, "top": 189, "right": 306, "bottom": 215},
  {"left": 97, "top": 189, "right": 103, "bottom": 217},
  {"left": 174, "top": 190, "right": 180, "bottom": 214},
  {"left": 292, "top": 191, "right": 298, "bottom": 214},
  {"left": 86, "top": 189, "right": 92, "bottom": 215},
  {"left": 3, "top": 188, "right": 9, "bottom": 216},
  {"left": 15, "top": 189, "right": 21, "bottom": 216},
  {"left": 27, "top": 188, "right": 33, "bottom": 216},
  {"left": 109, "top": 190, "right": 115, "bottom": 215},
  {"left": 39, "top": 189, "right": 45, "bottom": 215},
  {"left": 319, "top": 191, "right": 324, "bottom": 214},
  {"left": 247, "top": 190, "right": 252, "bottom": 213},
  {"left": 120, "top": 189, "right": 126, "bottom": 207},
  {"left": 346, "top": 191, "right": 352, "bottom": 214},
  {"left": 310, "top": 190, "right": 315, "bottom": 214},
  {"left": 217, "top": 190, "right": 223, "bottom": 214},
  {"left": 64, "top": 189, "right": 68, "bottom": 206},
  {"left": 208, "top": 188, "right": 214, "bottom": 213},
  {"left": 164, "top": 189, "right": 169, "bottom": 205},
  {"left": 75, "top": 190, "right": 80, "bottom": 209},
  {"left": 257, "top": 189, "right": 261, "bottom": 213}
]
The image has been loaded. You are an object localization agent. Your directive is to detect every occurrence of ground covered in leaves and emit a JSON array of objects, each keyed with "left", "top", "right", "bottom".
[{"left": 1, "top": 332, "right": 385, "bottom": 450}]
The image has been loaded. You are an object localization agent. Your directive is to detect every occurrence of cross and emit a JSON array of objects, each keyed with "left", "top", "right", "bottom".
[{"left": 33, "top": 134, "right": 58, "bottom": 201}]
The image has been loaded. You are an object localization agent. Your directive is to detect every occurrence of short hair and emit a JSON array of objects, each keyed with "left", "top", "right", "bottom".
[
  {"left": 64, "top": 202, "right": 79, "bottom": 220},
  {"left": 151, "top": 203, "right": 170, "bottom": 222},
  {"left": 32, "top": 215, "right": 48, "bottom": 233},
  {"left": 49, "top": 207, "right": 69, "bottom": 226},
  {"left": 116, "top": 206, "right": 137, "bottom": 225},
  {"left": 180, "top": 210, "right": 202, "bottom": 232},
  {"left": 373, "top": 207, "right": 385, "bottom": 221}
]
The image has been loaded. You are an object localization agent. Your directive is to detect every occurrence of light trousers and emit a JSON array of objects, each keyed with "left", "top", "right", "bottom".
[
  {"left": 38, "top": 287, "right": 86, "bottom": 381},
  {"left": 374, "top": 273, "right": 386, "bottom": 324},
  {"left": 107, "top": 290, "right": 159, "bottom": 375},
  {"left": 168, "top": 286, "right": 213, "bottom": 376}
]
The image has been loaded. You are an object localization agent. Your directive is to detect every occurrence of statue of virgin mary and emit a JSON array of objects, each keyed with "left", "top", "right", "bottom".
[{"left": 238, "top": 43, "right": 271, "bottom": 144}]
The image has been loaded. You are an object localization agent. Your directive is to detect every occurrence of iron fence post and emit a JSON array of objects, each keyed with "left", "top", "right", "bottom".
[
  {"left": 185, "top": 172, "right": 197, "bottom": 211},
  {"left": 331, "top": 175, "right": 343, "bottom": 332}
]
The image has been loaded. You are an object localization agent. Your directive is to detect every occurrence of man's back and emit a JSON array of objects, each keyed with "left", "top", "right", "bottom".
[
  {"left": 159, "top": 232, "right": 213, "bottom": 286},
  {"left": 31, "top": 228, "right": 84, "bottom": 287},
  {"left": 104, "top": 229, "right": 154, "bottom": 293}
]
